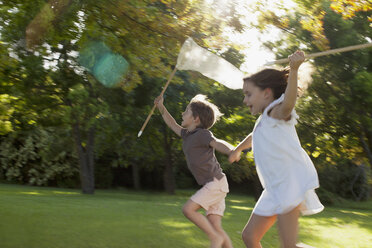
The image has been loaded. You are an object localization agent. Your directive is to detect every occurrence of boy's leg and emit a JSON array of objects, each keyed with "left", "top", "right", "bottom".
[
  {"left": 242, "top": 213, "right": 277, "bottom": 248},
  {"left": 207, "top": 214, "right": 233, "bottom": 248},
  {"left": 182, "top": 199, "right": 223, "bottom": 248},
  {"left": 277, "top": 205, "right": 301, "bottom": 248}
]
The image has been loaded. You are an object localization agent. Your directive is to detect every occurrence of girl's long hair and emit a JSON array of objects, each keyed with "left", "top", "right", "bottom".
[{"left": 244, "top": 68, "right": 290, "bottom": 99}]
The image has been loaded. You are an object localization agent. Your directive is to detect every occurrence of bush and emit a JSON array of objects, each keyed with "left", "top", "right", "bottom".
[
  {"left": 316, "top": 187, "right": 345, "bottom": 205},
  {"left": 0, "top": 127, "right": 79, "bottom": 187},
  {"left": 317, "top": 159, "right": 370, "bottom": 201}
]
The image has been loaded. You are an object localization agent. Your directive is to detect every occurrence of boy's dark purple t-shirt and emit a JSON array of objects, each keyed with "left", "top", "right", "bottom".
[{"left": 181, "top": 128, "right": 224, "bottom": 185}]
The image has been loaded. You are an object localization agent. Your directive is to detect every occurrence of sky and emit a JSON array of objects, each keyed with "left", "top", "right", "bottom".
[
  {"left": 212, "top": 0, "right": 299, "bottom": 74},
  {"left": 210, "top": 0, "right": 315, "bottom": 89}
]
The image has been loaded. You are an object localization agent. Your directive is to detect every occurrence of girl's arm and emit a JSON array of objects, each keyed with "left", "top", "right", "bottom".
[
  {"left": 271, "top": 50, "right": 305, "bottom": 120},
  {"left": 210, "top": 139, "right": 234, "bottom": 155},
  {"left": 154, "top": 95, "right": 182, "bottom": 137},
  {"left": 228, "top": 133, "right": 252, "bottom": 163}
]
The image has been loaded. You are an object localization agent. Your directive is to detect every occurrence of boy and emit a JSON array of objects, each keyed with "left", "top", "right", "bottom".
[{"left": 154, "top": 94, "right": 234, "bottom": 248}]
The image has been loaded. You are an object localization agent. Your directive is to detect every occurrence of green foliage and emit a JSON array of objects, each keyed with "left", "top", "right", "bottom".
[
  {"left": 0, "top": 94, "right": 16, "bottom": 135},
  {"left": 0, "top": 0, "right": 249, "bottom": 193},
  {"left": 0, "top": 127, "right": 79, "bottom": 187},
  {"left": 1, "top": 0, "right": 370, "bottom": 200},
  {"left": 316, "top": 158, "right": 370, "bottom": 201},
  {"left": 315, "top": 187, "right": 344, "bottom": 205}
]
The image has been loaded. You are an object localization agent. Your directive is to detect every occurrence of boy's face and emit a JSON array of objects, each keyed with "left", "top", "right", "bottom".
[
  {"left": 243, "top": 81, "right": 269, "bottom": 115},
  {"left": 182, "top": 105, "right": 198, "bottom": 128}
]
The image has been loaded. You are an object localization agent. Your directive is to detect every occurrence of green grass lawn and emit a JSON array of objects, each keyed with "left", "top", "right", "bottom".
[{"left": 0, "top": 184, "right": 371, "bottom": 248}]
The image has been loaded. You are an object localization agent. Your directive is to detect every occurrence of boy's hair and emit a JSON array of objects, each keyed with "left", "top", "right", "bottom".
[
  {"left": 244, "top": 68, "right": 290, "bottom": 99},
  {"left": 189, "top": 94, "right": 223, "bottom": 129}
]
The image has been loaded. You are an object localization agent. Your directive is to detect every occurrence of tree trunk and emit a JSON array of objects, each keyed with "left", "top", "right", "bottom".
[
  {"left": 73, "top": 123, "right": 95, "bottom": 194},
  {"left": 366, "top": 128, "right": 372, "bottom": 163},
  {"left": 163, "top": 126, "right": 175, "bottom": 194},
  {"left": 359, "top": 126, "right": 372, "bottom": 167},
  {"left": 132, "top": 163, "right": 141, "bottom": 190}
]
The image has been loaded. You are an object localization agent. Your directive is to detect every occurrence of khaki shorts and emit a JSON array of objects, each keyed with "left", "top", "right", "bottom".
[{"left": 191, "top": 175, "right": 229, "bottom": 216}]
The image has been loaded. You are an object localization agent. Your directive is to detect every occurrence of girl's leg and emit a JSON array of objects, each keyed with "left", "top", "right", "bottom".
[
  {"left": 182, "top": 199, "right": 224, "bottom": 248},
  {"left": 277, "top": 205, "right": 301, "bottom": 248},
  {"left": 207, "top": 214, "right": 233, "bottom": 248},
  {"left": 242, "top": 213, "right": 277, "bottom": 248}
]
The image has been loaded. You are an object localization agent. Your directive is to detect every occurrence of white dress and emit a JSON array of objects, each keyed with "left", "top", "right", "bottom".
[{"left": 252, "top": 94, "right": 324, "bottom": 216}]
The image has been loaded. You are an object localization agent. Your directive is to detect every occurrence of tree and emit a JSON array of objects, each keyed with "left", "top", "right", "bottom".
[{"left": 0, "top": 0, "right": 245, "bottom": 194}]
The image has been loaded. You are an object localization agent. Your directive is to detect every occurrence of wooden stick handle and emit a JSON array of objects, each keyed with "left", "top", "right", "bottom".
[
  {"left": 265, "top": 42, "right": 372, "bottom": 65},
  {"left": 138, "top": 67, "right": 178, "bottom": 137}
]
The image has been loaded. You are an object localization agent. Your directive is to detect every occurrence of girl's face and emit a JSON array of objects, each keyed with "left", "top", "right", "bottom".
[
  {"left": 243, "top": 81, "right": 270, "bottom": 115},
  {"left": 182, "top": 105, "right": 198, "bottom": 129}
]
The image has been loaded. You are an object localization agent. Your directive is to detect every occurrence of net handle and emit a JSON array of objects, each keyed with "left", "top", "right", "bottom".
[
  {"left": 138, "top": 67, "right": 178, "bottom": 137},
  {"left": 265, "top": 42, "right": 372, "bottom": 65}
]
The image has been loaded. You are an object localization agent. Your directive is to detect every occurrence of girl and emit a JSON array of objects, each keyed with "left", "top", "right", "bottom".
[{"left": 229, "top": 51, "right": 324, "bottom": 248}]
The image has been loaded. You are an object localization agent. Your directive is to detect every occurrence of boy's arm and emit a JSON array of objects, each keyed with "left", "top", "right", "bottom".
[
  {"left": 154, "top": 95, "right": 182, "bottom": 137},
  {"left": 228, "top": 133, "right": 252, "bottom": 163},
  {"left": 271, "top": 50, "right": 305, "bottom": 120},
  {"left": 210, "top": 139, "right": 234, "bottom": 155}
]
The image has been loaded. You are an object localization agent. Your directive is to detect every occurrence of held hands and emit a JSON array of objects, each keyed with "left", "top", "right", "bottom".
[
  {"left": 288, "top": 50, "right": 305, "bottom": 70},
  {"left": 228, "top": 149, "right": 241, "bottom": 164}
]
